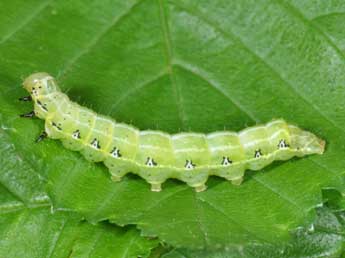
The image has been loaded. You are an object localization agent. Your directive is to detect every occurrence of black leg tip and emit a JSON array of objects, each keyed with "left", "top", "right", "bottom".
[
  {"left": 20, "top": 111, "right": 35, "bottom": 118},
  {"left": 19, "top": 96, "right": 32, "bottom": 101},
  {"left": 35, "top": 131, "right": 47, "bottom": 143}
]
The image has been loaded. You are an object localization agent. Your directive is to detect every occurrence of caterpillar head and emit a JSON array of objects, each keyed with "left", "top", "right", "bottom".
[
  {"left": 288, "top": 125, "right": 325, "bottom": 155},
  {"left": 23, "top": 72, "right": 60, "bottom": 99}
]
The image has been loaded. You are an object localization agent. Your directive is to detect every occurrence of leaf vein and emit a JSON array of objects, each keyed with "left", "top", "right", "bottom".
[
  {"left": 171, "top": 1, "right": 345, "bottom": 135},
  {"left": 47, "top": 219, "right": 68, "bottom": 258},
  {"left": 0, "top": 0, "right": 53, "bottom": 45},
  {"left": 158, "top": 0, "right": 186, "bottom": 129},
  {"left": 174, "top": 61, "right": 259, "bottom": 123},
  {"left": 252, "top": 176, "right": 303, "bottom": 211},
  {"left": 107, "top": 71, "right": 167, "bottom": 115},
  {"left": 198, "top": 197, "right": 267, "bottom": 242},
  {"left": 276, "top": 0, "right": 345, "bottom": 62},
  {"left": 58, "top": 0, "right": 143, "bottom": 79}
]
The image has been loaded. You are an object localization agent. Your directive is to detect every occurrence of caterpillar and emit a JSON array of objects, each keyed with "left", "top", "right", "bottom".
[{"left": 20, "top": 72, "right": 325, "bottom": 192}]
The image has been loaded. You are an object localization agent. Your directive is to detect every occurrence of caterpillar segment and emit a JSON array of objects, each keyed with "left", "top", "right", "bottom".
[{"left": 21, "top": 72, "right": 326, "bottom": 192}]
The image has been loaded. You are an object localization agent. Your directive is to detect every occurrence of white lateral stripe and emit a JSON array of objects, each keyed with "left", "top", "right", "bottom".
[
  {"left": 239, "top": 126, "right": 266, "bottom": 136},
  {"left": 139, "top": 144, "right": 171, "bottom": 150},
  {"left": 207, "top": 131, "right": 237, "bottom": 139},
  {"left": 139, "top": 145, "right": 171, "bottom": 151},
  {"left": 140, "top": 130, "right": 170, "bottom": 138},
  {"left": 293, "top": 135, "right": 311, "bottom": 140},
  {"left": 241, "top": 138, "right": 267, "bottom": 148},
  {"left": 210, "top": 145, "right": 239, "bottom": 151},
  {"left": 268, "top": 129, "right": 289, "bottom": 139},
  {"left": 172, "top": 133, "right": 205, "bottom": 140},
  {"left": 96, "top": 116, "right": 113, "bottom": 124},
  {"left": 113, "top": 136, "right": 133, "bottom": 145},
  {"left": 266, "top": 120, "right": 285, "bottom": 127},
  {"left": 114, "top": 123, "right": 139, "bottom": 133},
  {"left": 174, "top": 148, "right": 207, "bottom": 153}
]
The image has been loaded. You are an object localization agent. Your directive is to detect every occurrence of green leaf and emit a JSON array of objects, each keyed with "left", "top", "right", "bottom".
[
  {"left": 162, "top": 207, "right": 345, "bottom": 258},
  {"left": 0, "top": 115, "right": 49, "bottom": 207},
  {"left": 0, "top": 129, "right": 158, "bottom": 258},
  {"left": 1, "top": 0, "right": 345, "bottom": 250},
  {"left": 0, "top": 206, "right": 158, "bottom": 258}
]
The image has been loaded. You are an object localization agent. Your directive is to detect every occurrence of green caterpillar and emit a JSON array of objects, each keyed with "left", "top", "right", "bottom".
[{"left": 20, "top": 72, "right": 325, "bottom": 192}]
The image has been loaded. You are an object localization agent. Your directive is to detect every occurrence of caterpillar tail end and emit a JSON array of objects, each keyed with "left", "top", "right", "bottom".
[
  {"left": 319, "top": 139, "right": 326, "bottom": 154},
  {"left": 288, "top": 125, "right": 326, "bottom": 155}
]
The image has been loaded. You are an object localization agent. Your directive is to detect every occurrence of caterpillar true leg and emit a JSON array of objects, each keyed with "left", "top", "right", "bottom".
[
  {"left": 35, "top": 131, "right": 47, "bottom": 143},
  {"left": 19, "top": 96, "right": 32, "bottom": 101},
  {"left": 20, "top": 111, "right": 35, "bottom": 118}
]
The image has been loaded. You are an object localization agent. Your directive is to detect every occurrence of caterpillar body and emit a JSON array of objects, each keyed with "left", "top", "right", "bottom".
[{"left": 22, "top": 73, "right": 325, "bottom": 192}]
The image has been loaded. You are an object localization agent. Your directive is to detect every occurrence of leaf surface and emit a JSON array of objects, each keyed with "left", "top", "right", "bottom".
[
  {"left": 0, "top": 0, "right": 345, "bottom": 249},
  {"left": 161, "top": 208, "right": 345, "bottom": 258}
]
